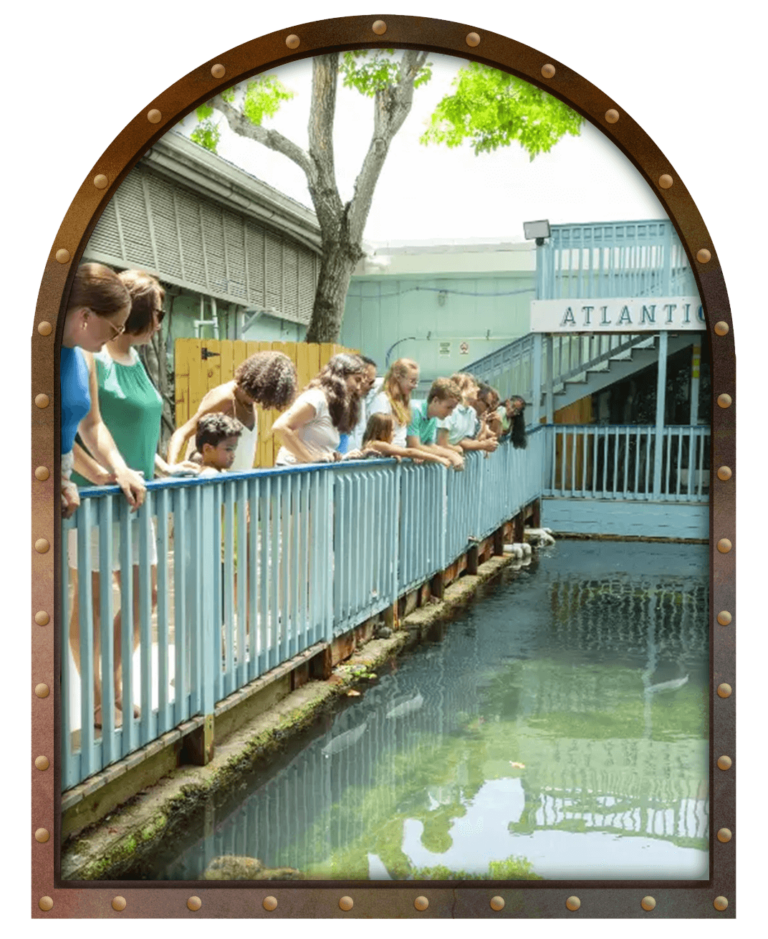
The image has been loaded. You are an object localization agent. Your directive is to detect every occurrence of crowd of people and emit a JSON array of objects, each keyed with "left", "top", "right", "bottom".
[{"left": 60, "top": 262, "right": 527, "bottom": 723}]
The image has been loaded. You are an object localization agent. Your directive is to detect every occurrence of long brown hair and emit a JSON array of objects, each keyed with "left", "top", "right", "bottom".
[
  {"left": 306, "top": 353, "right": 364, "bottom": 433},
  {"left": 383, "top": 358, "right": 418, "bottom": 427},
  {"left": 362, "top": 413, "right": 394, "bottom": 447}
]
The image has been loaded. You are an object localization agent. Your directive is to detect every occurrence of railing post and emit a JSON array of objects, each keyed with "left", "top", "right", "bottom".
[
  {"left": 689, "top": 341, "right": 701, "bottom": 426},
  {"left": 545, "top": 333, "right": 554, "bottom": 424},
  {"left": 653, "top": 331, "right": 669, "bottom": 498},
  {"left": 187, "top": 483, "right": 216, "bottom": 766},
  {"left": 531, "top": 332, "right": 543, "bottom": 425}
]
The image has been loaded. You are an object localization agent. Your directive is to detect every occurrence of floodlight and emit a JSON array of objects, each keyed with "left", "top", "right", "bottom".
[{"left": 523, "top": 219, "right": 551, "bottom": 246}]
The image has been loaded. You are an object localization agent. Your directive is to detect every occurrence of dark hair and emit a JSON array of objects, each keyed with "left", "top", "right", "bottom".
[
  {"left": 477, "top": 383, "right": 499, "bottom": 408},
  {"left": 508, "top": 396, "right": 528, "bottom": 449},
  {"left": 307, "top": 353, "right": 365, "bottom": 433},
  {"left": 67, "top": 263, "right": 130, "bottom": 318},
  {"left": 196, "top": 413, "right": 243, "bottom": 451},
  {"left": 427, "top": 377, "right": 462, "bottom": 404},
  {"left": 235, "top": 352, "right": 297, "bottom": 409},
  {"left": 118, "top": 269, "right": 165, "bottom": 336},
  {"left": 363, "top": 412, "right": 394, "bottom": 446},
  {"left": 360, "top": 355, "right": 377, "bottom": 369}
]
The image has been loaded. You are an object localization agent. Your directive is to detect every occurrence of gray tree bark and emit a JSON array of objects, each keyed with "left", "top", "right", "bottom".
[{"left": 213, "top": 50, "right": 430, "bottom": 343}]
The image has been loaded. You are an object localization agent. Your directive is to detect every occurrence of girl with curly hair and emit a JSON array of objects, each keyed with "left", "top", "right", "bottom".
[
  {"left": 167, "top": 350, "right": 297, "bottom": 470},
  {"left": 273, "top": 353, "right": 367, "bottom": 465}
]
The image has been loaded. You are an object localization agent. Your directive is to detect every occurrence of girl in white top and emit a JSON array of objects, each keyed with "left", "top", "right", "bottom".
[
  {"left": 167, "top": 351, "right": 297, "bottom": 469},
  {"left": 369, "top": 358, "right": 419, "bottom": 448},
  {"left": 273, "top": 354, "right": 367, "bottom": 465}
]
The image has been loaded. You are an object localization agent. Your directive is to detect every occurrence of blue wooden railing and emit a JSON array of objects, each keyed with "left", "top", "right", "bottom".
[
  {"left": 543, "top": 424, "right": 710, "bottom": 501},
  {"left": 61, "top": 430, "right": 546, "bottom": 791}
]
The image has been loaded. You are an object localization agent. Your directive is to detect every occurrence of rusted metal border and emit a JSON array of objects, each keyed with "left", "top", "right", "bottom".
[{"left": 31, "top": 13, "right": 735, "bottom": 919}]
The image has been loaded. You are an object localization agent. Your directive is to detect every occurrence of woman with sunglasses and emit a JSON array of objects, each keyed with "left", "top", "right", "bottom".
[
  {"left": 61, "top": 263, "right": 146, "bottom": 519},
  {"left": 68, "top": 269, "right": 191, "bottom": 726}
]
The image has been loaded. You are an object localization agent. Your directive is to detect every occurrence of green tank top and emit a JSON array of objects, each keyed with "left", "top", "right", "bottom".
[{"left": 71, "top": 348, "right": 162, "bottom": 486}]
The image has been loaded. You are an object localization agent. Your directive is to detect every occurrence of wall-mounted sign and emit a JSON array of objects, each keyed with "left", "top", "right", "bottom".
[
  {"left": 459, "top": 341, "right": 470, "bottom": 355},
  {"left": 530, "top": 297, "right": 705, "bottom": 332},
  {"left": 438, "top": 341, "right": 452, "bottom": 356}
]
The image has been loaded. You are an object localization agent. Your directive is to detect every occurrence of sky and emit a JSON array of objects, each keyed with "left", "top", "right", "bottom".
[{"left": 176, "top": 53, "right": 664, "bottom": 245}]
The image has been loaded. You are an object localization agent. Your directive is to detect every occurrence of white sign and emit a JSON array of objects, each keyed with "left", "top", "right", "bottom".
[
  {"left": 459, "top": 341, "right": 470, "bottom": 355},
  {"left": 438, "top": 341, "right": 452, "bottom": 356},
  {"left": 530, "top": 297, "right": 705, "bottom": 332}
]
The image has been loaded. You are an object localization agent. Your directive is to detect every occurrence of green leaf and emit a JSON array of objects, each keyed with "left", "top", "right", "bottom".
[
  {"left": 421, "top": 62, "right": 583, "bottom": 158},
  {"left": 190, "top": 119, "right": 221, "bottom": 152},
  {"left": 242, "top": 75, "right": 295, "bottom": 126},
  {"left": 339, "top": 49, "right": 431, "bottom": 98}
]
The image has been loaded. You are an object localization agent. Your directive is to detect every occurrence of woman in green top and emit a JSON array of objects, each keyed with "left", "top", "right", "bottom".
[{"left": 69, "top": 270, "right": 197, "bottom": 726}]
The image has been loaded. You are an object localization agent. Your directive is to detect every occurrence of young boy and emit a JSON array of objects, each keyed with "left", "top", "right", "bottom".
[
  {"left": 436, "top": 372, "right": 498, "bottom": 456},
  {"left": 406, "top": 377, "right": 464, "bottom": 469},
  {"left": 195, "top": 413, "right": 244, "bottom": 476}
]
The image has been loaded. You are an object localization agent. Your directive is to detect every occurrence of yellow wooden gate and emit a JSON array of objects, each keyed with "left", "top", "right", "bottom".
[{"left": 174, "top": 340, "right": 357, "bottom": 468}]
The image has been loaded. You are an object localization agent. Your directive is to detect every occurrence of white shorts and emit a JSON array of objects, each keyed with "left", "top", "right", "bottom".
[{"left": 67, "top": 516, "right": 158, "bottom": 572}]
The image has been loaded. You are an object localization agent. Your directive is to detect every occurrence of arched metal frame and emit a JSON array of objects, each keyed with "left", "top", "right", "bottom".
[{"left": 31, "top": 14, "right": 735, "bottom": 919}]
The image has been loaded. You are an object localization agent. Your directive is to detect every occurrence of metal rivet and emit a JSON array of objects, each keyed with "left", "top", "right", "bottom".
[
  {"left": 35, "top": 466, "right": 50, "bottom": 481},
  {"left": 717, "top": 466, "right": 732, "bottom": 481},
  {"left": 714, "top": 321, "right": 730, "bottom": 336},
  {"left": 717, "top": 828, "right": 732, "bottom": 843},
  {"left": 717, "top": 538, "right": 732, "bottom": 554},
  {"left": 641, "top": 896, "right": 656, "bottom": 911},
  {"left": 339, "top": 896, "right": 354, "bottom": 911},
  {"left": 714, "top": 896, "right": 728, "bottom": 911},
  {"left": 35, "top": 683, "right": 49, "bottom": 698},
  {"left": 466, "top": 32, "right": 481, "bottom": 47},
  {"left": 717, "top": 683, "right": 732, "bottom": 698},
  {"left": 38, "top": 321, "right": 53, "bottom": 336},
  {"left": 55, "top": 248, "right": 70, "bottom": 264},
  {"left": 211, "top": 64, "right": 226, "bottom": 79},
  {"left": 541, "top": 64, "right": 556, "bottom": 79},
  {"left": 372, "top": 20, "right": 387, "bottom": 35},
  {"left": 414, "top": 896, "right": 429, "bottom": 911},
  {"left": 658, "top": 175, "right": 674, "bottom": 189},
  {"left": 93, "top": 174, "right": 108, "bottom": 190},
  {"left": 147, "top": 109, "right": 162, "bottom": 124},
  {"left": 263, "top": 896, "right": 277, "bottom": 911},
  {"left": 35, "top": 828, "right": 50, "bottom": 843},
  {"left": 490, "top": 896, "right": 505, "bottom": 911},
  {"left": 35, "top": 611, "right": 50, "bottom": 626},
  {"left": 112, "top": 896, "right": 126, "bottom": 911},
  {"left": 285, "top": 34, "right": 300, "bottom": 49},
  {"left": 717, "top": 393, "right": 732, "bottom": 409},
  {"left": 717, "top": 611, "right": 732, "bottom": 626},
  {"left": 35, "top": 394, "right": 50, "bottom": 409},
  {"left": 717, "top": 755, "right": 732, "bottom": 771},
  {"left": 605, "top": 109, "right": 620, "bottom": 124},
  {"left": 697, "top": 248, "right": 712, "bottom": 263},
  {"left": 566, "top": 896, "right": 581, "bottom": 911},
  {"left": 35, "top": 538, "right": 50, "bottom": 554},
  {"left": 38, "top": 897, "right": 53, "bottom": 912},
  {"left": 35, "top": 755, "right": 50, "bottom": 771},
  {"left": 187, "top": 896, "right": 201, "bottom": 911}
]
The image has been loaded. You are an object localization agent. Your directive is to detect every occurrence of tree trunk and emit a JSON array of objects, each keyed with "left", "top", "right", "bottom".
[
  {"left": 138, "top": 329, "right": 175, "bottom": 452},
  {"left": 304, "top": 242, "right": 361, "bottom": 344}
]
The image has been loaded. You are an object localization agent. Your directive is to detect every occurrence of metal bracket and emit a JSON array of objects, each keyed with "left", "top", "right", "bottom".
[{"left": 201, "top": 347, "right": 220, "bottom": 361}]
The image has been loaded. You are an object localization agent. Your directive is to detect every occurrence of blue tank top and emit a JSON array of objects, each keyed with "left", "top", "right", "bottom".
[{"left": 61, "top": 346, "right": 91, "bottom": 453}]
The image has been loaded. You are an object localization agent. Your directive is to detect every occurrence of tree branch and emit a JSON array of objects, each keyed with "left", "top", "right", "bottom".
[
  {"left": 212, "top": 94, "right": 316, "bottom": 185},
  {"left": 308, "top": 55, "right": 342, "bottom": 202}
]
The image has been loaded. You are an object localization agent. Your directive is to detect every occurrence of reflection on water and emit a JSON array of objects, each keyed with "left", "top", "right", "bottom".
[{"left": 141, "top": 541, "right": 709, "bottom": 881}]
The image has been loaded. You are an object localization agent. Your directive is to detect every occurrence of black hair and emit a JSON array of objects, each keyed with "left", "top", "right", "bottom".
[{"left": 196, "top": 413, "right": 243, "bottom": 451}]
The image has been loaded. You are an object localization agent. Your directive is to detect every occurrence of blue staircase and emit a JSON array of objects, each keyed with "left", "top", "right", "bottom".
[{"left": 464, "top": 220, "right": 702, "bottom": 417}]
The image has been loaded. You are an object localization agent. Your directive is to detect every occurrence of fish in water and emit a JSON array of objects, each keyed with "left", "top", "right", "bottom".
[
  {"left": 385, "top": 692, "right": 424, "bottom": 720},
  {"left": 320, "top": 721, "right": 367, "bottom": 758},
  {"left": 645, "top": 674, "right": 689, "bottom": 694}
]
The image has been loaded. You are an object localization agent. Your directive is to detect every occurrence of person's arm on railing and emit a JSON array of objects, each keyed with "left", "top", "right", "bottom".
[
  {"left": 436, "top": 427, "right": 464, "bottom": 455},
  {"left": 406, "top": 434, "right": 464, "bottom": 470},
  {"left": 366, "top": 439, "right": 451, "bottom": 468},
  {"left": 77, "top": 353, "right": 146, "bottom": 509},
  {"left": 272, "top": 400, "right": 334, "bottom": 464},
  {"left": 72, "top": 440, "right": 115, "bottom": 486}
]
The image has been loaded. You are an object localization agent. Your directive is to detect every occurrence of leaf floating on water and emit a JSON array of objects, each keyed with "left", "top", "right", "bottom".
[
  {"left": 368, "top": 674, "right": 378, "bottom": 680},
  {"left": 509, "top": 761, "right": 526, "bottom": 769},
  {"left": 346, "top": 689, "right": 361, "bottom": 697}
]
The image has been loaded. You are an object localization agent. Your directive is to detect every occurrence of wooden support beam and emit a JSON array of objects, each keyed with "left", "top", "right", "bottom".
[
  {"left": 430, "top": 570, "right": 445, "bottom": 600},
  {"left": 466, "top": 544, "right": 479, "bottom": 575},
  {"left": 182, "top": 713, "right": 214, "bottom": 766},
  {"left": 531, "top": 499, "right": 542, "bottom": 528},
  {"left": 493, "top": 527, "right": 505, "bottom": 556}
]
